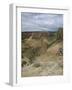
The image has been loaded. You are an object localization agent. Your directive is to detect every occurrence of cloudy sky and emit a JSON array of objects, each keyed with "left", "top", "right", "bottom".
[{"left": 21, "top": 12, "right": 63, "bottom": 32}]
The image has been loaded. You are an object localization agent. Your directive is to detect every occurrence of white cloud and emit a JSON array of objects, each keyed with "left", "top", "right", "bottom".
[{"left": 21, "top": 13, "right": 63, "bottom": 32}]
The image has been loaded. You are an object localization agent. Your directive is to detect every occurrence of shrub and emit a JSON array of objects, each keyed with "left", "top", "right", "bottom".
[
  {"left": 21, "top": 61, "right": 27, "bottom": 67},
  {"left": 33, "top": 63, "right": 41, "bottom": 68},
  {"left": 57, "top": 27, "right": 63, "bottom": 41}
]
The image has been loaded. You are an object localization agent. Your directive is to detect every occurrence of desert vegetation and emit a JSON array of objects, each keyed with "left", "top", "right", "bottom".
[{"left": 21, "top": 27, "right": 63, "bottom": 77}]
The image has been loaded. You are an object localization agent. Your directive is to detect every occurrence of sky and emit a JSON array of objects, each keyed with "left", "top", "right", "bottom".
[{"left": 21, "top": 12, "right": 63, "bottom": 32}]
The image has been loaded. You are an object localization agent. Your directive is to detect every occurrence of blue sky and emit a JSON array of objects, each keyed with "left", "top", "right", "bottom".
[{"left": 21, "top": 12, "right": 63, "bottom": 32}]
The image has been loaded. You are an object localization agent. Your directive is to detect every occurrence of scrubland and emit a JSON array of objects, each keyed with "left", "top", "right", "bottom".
[{"left": 21, "top": 30, "right": 63, "bottom": 77}]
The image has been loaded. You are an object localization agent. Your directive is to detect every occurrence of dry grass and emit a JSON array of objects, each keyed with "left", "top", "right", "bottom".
[
  {"left": 21, "top": 43, "right": 63, "bottom": 77},
  {"left": 21, "top": 33, "right": 63, "bottom": 77}
]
